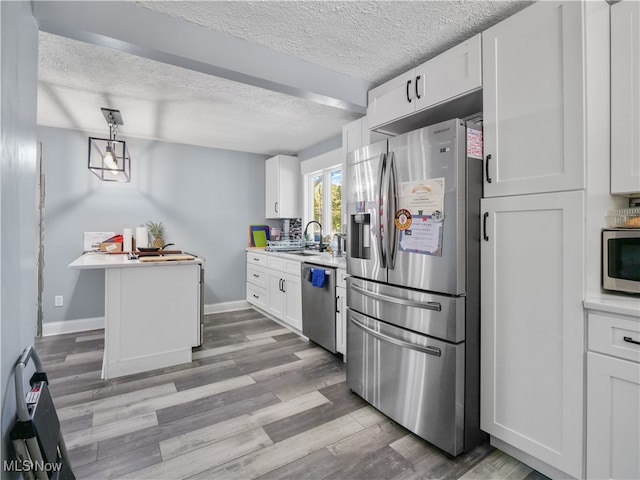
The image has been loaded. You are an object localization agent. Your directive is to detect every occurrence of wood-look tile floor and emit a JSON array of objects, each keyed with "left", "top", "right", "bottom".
[{"left": 36, "top": 309, "right": 550, "bottom": 480}]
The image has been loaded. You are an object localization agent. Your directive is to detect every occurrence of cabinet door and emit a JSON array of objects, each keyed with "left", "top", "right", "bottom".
[
  {"left": 282, "top": 272, "right": 302, "bottom": 331},
  {"left": 277, "top": 156, "right": 301, "bottom": 219},
  {"left": 587, "top": 352, "right": 640, "bottom": 480},
  {"left": 483, "top": 1, "right": 585, "bottom": 197},
  {"left": 268, "top": 272, "right": 285, "bottom": 319},
  {"left": 415, "top": 34, "right": 482, "bottom": 111},
  {"left": 336, "top": 286, "right": 346, "bottom": 357},
  {"left": 265, "top": 156, "right": 280, "bottom": 218},
  {"left": 611, "top": 0, "right": 640, "bottom": 195},
  {"left": 480, "top": 190, "right": 584, "bottom": 478},
  {"left": 367, "top": 69, "right": 416, "bottom": 130}
]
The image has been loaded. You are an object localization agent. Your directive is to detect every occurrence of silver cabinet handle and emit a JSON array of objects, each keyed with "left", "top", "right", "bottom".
[
  {"left": 253, "top": 294, "right": 259, "bottom": 299},
  {"left": 351, "top": 283, "right": 442, "bottom": 311},
  {"left": 252, "top": 273, "right": 259, "bottom": 278},
  {"left": 350, "top": 314, "right": 441, "bottom": 357},
  {"left": 623, "top": 336, "right": 640, "bottom": 346},
  {"left": 275, "top": 201, "right": 278, "bottom": 213}
]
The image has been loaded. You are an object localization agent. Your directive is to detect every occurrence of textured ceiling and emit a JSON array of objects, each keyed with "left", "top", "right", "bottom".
[
  {"left": 36, "top": 1, "right": 533, "bottom": 156},
  {"left": 139, "top": 0, "right": 531, "bottom": 84}
]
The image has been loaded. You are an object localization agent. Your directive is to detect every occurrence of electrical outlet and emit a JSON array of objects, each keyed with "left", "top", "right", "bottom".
[{"left": 54, "top": 295, "right": 63, "bottom": 307}]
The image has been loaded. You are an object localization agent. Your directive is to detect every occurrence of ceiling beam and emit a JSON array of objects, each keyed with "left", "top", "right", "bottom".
[{"left": 33, "top": 1, "right": 370, "bottom": 114}]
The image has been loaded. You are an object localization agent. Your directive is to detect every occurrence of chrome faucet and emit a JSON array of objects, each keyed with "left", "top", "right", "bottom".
[{"left": 304, "top": 221, "right": 325, "bottom": 252}]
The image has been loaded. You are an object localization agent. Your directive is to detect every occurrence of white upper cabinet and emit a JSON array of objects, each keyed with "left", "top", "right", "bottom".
[
  {"left": 482, "top": 1, "right": 585, "bottom": 197},
  {"left": 265, "top": 155, "right": 300, "bottom": 219},
  {"left": 368, "top": 34, "right": 482, "bottom": 131},
  {"left": 611, "top": 0, "right": 640, "bottom": 196}
]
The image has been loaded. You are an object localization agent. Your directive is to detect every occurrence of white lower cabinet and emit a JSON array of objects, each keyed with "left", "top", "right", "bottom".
[
  {"left": 246, "top": 252, "right": 302, "bottom": 332},
  {"left": 587, "top": 311, "right": 640, "bottom": 480},
  {"left": 480, "top": 190, "right": 585, "bottom": 478}
]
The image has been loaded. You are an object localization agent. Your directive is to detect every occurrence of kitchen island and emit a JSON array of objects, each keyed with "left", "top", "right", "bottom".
[{"left": 69, "top": 253, "right": 203, "bottom": 379}]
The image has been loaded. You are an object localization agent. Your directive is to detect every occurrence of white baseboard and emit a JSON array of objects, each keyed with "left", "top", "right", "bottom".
[
  {"left": 42, "top": 317, "right": 105, "bottom": 336},
  {"left": 204, "top": 300, "right": 250, "bottom": 315},
  {"left": 490, "top": 436, "right": 577, "bottom": 480}
]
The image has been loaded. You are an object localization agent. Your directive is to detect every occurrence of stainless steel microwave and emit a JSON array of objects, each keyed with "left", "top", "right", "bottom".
[{"left": 602, "top": 229, "right": 640, "bottom": 295}]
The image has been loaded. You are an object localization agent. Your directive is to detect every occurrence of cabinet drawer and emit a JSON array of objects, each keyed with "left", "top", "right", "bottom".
[
  {"left": 267, "top": 255, "right": 285, "bottom": 271},
  {"left": 337, "top": 269, "right": 348, "bottom": 289},
  {"left": 246, "top": 264, "right": 269, "bottom": 289},
  {"left": 589, "top": 313, "right": 640, "bottom": 363},
  {"left": 247, "top": 251, "right": 268, "bottom": 266},
  {"left": 246, "top": 283, "right": 268, "bottom": 311},
  {"left": 283, "top": 259, "right": 301, "bottom": 275}
]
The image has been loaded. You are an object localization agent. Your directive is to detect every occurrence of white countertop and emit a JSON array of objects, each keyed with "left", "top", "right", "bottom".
[
  {"left": 69, "top": 252, "right": 203, "bottom": 270},
  {"left": 247, "top": 248, "right": 346, "bottom": 269},
  {"left": 584, "top": 294, "right": 640, "bottom": 318}
]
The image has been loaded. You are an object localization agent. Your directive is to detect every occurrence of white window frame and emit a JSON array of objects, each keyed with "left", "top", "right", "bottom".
[{"left": 300, "top": 148, "right": 344, "bottom": 238}]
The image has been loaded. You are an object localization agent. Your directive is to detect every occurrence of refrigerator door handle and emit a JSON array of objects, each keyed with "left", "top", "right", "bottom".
[
  {"left": 377, "top": 152, "right": 388, "bottom": 268},
  {"left": 387, "top": 151, "right": 399, "bottom": 270},
  {"left": 351, "top": 283, "right": 442, "bottom": 311},
  {"left": 351, "top": 314, "right": 442, "bottom": 357}
]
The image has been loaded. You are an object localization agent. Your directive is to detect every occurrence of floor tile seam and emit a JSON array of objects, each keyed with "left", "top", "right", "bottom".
[
  {"left": 64, "top": 411, "right": 159, "bottom": 450},
  {"left": 91, "top": 375, "right": 256, "bottom": 427},
  {"left": 158, "top": 390, "right": 333, "bottom": 460},
  {"left": 115, "top": 427, "right": 274, "bottom": 480},
  {"left": 48, "top": 370, "right": 103, "bottom": 387},
  {"left": 205, "top": 414, "right": 367, "bottom": 480},
  {"left": 57, "top": 382, "right": 179, "bottom": 422},
  {"left": 192, "top": 337, "right": 277, "bottom": 360},
  {"left": 53, "top": 358, "right": 239, "bottom": 407}
]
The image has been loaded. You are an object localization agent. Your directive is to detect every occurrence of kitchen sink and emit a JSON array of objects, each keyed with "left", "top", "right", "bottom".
[{"left": 288, "top": 251, "right": 321, "bottom": 256}]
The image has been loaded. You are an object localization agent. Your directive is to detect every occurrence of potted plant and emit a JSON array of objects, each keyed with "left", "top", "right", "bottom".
[{"left": 146, "top": 221, "right": 165, "bottom": 249}]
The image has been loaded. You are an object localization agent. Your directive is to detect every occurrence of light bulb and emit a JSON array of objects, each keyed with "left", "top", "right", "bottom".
[{"left": 103, "top": 145, "right": 120, "bottom": 176}]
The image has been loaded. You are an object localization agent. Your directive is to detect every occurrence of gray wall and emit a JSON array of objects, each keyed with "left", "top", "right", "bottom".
[
  {"left": 39, "top": 126, "right": 268, "bottom": 325},
  {"left": 1, "top": 1, "right": 39, "bottom": 472}
]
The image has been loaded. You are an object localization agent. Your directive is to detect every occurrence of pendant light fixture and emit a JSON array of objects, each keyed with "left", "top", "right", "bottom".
[{"left": 88, "top": 108, "right": 131, "bottom": 182}]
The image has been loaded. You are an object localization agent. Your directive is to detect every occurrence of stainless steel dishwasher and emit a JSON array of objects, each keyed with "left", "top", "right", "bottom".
[{"left": 301, "top": 262, "right": 337, "bottom": 353}]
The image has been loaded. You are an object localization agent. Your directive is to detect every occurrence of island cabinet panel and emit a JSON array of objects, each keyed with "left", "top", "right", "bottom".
[
  {"left": 482, "top": 1, "right": 585, "bottom": 197},
  {"left": 104, "top": 263, "right": 200, "bottom": 379}
]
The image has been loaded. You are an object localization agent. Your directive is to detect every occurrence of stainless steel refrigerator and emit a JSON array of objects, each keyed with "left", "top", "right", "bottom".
[{"left": 346, "top": 118, "right": 485, "bottom": 456}]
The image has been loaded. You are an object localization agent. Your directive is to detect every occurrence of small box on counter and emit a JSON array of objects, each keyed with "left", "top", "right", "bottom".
[
  {"left": 99, "top": 234, "right": 124, "bottom": 253},
  {"left": 84, "top": 231, "right": 115, "bottom": 251},
  {"left": 100, "top": 242, "right": 123, "bottom": 253}
]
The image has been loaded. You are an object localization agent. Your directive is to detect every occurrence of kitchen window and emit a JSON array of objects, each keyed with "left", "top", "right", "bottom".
[{"left": 305, "top": 166, "right": 343, "bottom": 237}]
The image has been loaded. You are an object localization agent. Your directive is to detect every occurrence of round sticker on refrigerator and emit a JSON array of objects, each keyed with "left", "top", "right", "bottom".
[{"left": 394, "top": 209, "right": 412, "bottom": 231}]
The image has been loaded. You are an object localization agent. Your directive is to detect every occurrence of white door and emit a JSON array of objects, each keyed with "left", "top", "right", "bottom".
[
  {"left": 483, "top": 1, "right": 585, "bottom": 197},
  {"left": 587, "top": 352, "right": 640, "bottom": 480},
  {"left": 282, "top": 272, "right": 302, "bottom": 331},
  {"left": 268, "top": 273, "right": 285, "bottom": 319},
  {"left": 611, "top": 0, "right": 640, "bottom": 195},
  {"left": 367, "top": 69, "right": 416, "bottom": 130},
  {"left": 415, "top": 34, "right": 482, "bottom": 111},
  {"left": 265, "top": 156, "right": 280, "bottom": 218},
  {"left": 480, "top": 190, "right": 585, "bottom": 478}
]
